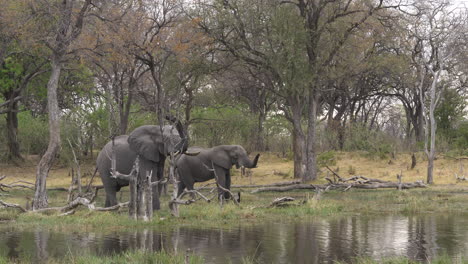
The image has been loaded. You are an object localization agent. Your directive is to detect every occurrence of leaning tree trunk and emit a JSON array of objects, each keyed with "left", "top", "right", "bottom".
[{"left": 33, "top": 58, "right": 62, "bottom": 210}]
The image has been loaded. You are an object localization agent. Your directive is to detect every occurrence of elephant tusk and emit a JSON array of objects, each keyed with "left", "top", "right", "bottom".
[{"left": 184, "top": 151, "right": 200, "bottom": 156}]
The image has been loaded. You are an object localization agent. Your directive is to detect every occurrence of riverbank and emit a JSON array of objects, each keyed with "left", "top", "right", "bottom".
[
  {"left": 1, "top": 185, "right": 467, "bottom": 230},
  {"left": 1, "top": 151, "right": 467, "bottom": 229},
  {"left": 1, "top": 152, "right": 468, "bottom": 264}
]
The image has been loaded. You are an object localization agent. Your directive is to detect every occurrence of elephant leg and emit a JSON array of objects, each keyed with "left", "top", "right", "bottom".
[
  {"left": 156, "top": 157, "right": 166, "bottom": 197},
  {"left": 223, "top": 170, "right": 232, "bottom": 199},
  {"left": 176, "top": 181, "right": 186, "bottom": 198},
  {"left": 214, "top": 166, "right": 229, "bottom": 200},
  {"left": 103, "top": 183, "right": 118, "bottom": 207},
  {"left": 149, "top": 159, "right": 165, "bottom": 211}
]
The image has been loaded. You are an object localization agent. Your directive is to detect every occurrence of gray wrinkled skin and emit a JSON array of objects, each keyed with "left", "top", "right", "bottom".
[
  {"left": 96, "top": 125, "right": 186, "bottom": 210},
  {"left": 175, "top": 145, "right": 259, "bottom": 199}
]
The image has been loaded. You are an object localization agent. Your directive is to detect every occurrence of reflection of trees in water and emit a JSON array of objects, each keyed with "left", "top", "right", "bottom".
[
  {"left": 6, "top": 232, "right": 20, "bottom": 259},
  {"left": 407, "top": 215, "right": 463, "bottom": 262},
  {"left": 292, "top": 222, "right": 321, "bottom": 264},
  {"left": 34, "top": 228, "right": 49, "bottom": 263},
  {"left": 1, "top": 215, "right": 468, "bottom": 263}
]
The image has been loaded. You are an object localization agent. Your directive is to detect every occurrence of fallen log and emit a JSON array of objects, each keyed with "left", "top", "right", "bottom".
[
  {"left": 48, "top": 185, "right": 104, "bottom": 192},
  {"left": 0, "top": 200, "right": 27, "bottom": 212},
  {"left": 194, "top": 181, "right": 302, "bottom": 191},
  {"left": 327, "top": 181, "right": 426, "bottom": 190},
  {"left": 455, "top": 174, "right": 467, "bottom": 182},
  {"left": 232, "top": 181, "right": 302, "bottom": 188},
  {"left": 268, "top": 197, "right": 296, "bottom": 207},
  {"left": 0, "top": 176, "right": 34, "bottom": 191},
  {"left": 251, "top": 178, "right": 427, "bottom": 193},
  {"left": 252, "top": 184, "right": 318, "bottom": 193}
]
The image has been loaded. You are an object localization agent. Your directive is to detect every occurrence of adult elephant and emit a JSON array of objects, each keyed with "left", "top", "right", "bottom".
[
  {"left": 97, "top": 118, "right": 188, "bottom": 210},
  {"left": 175, "top": 145, "right": 260, "bottom": 199}
]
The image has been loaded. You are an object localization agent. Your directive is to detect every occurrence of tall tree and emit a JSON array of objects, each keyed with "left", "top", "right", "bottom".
[
  {"left": 195, "top": 0, "right": 400, "bottom": 181},
  {"left": 19, "top": 0, "right": 96, "bottom": 209},
  {"left": 407, "top": 1, "right": 467, "bottom": 184},
  {"left": 0, "top": 54, "right": 46, "bottom": 161}
]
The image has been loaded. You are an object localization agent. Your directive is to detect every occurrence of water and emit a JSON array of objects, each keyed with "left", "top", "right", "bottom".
[{"left": 1, "top": 214, "right": 468, "bottom": 263}]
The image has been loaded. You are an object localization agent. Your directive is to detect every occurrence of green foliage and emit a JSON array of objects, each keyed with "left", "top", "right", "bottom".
[
  {"left": 190, "top": 105, "right": 255, "bottom": 147},
  {"left": 0, "top": 56, "right": 23, "bottom": 93},
  {"left": 269, "top": 5, "right": 311, "bottom": 92},
  {"left": 434, "top": 89, "right": 468, "bottom": 154},
  {"left": 17, "top": 111, "right": 49, "bottom": 156},
  {"left": 435, "top": 88, "right": 466, "bottom": 134},
  {"left": 343, "top": 123, "right": 395, "bottom": 159},
  {"left": 317, "top": 151, "right": 336, "bottom": 167},
  {"left": 264, "top": 114, "right": 291, "bottom": 156},
  {"left": 451, "top": 121, "right": 468, "bottom": 155}
]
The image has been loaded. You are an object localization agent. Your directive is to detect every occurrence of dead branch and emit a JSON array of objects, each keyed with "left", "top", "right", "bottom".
[
  {"left": 441, "top": 155, "right": 468, "bottom": 161},
  {"left": 268, "top": 197, "right": 296, "bottom": 207},
  {"left": 455, "top": 175, "right": 467, "bottom": 182},
  {"left": 33, "top": 197, "right": 129, "bottom": 214},
  {"left": 93, "top": 202, "right": 129, "bottom": 211},
  {"left": 252, "top": 184, "right": 318, "bottom": 193},
  {"left": 0, "top": 176, "right": 34, "bottom": 191},
  {"left": 59, "top": 210, "right": 76, "bottom": 216},
  {"left": 251, "top": 176, "right": 427, "bottom": 193},
  {"left": 48, "top": 185, "right": 104, "bottom": 192},
  {"left": 67, "top": 138, "right": 82, "bottom": 195},
  {"left": 230, "top": 181, "right": 302, "bottom": 189},
  {"left": 0, "top": 200, "right": 27, "bottom": 212},
  {"left": 324, "top": 165, "right": 344, "bottom": 182}
]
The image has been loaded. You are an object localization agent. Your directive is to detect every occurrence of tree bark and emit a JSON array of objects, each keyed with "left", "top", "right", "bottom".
[
  {"left": 33, "top": 58, "right": 62, "bottom": 210},
  {"left": 6, "top": 99, "right": 22, "bottom": 161},
  {"left": 292, "top": 126, "right": 306, "bottom": 180},
  {"left": 304, "top": 92, "right": 318, "bottom": 181},
  {"left": 426, "top": 70, "right": 440, "bottom": 184}
]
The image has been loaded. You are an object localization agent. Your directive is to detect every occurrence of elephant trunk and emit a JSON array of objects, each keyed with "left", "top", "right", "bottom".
[
  {"left": 244, "top": 154, "right": 260, "bottom": 168},
  {"left": 166, "top": 115, "right": 188, "bottom": 153}
]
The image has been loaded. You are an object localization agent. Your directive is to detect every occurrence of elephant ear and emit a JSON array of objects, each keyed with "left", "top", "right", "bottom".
[
  {"left": 212, "top": 146, "right": 235, "bottom": 169},
  {"left": 128, "top": 125, "right": 163, "bottom": 162}
]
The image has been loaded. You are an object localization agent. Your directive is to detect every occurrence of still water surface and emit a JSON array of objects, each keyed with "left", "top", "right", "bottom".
[{"left": 1, "top": 214, "right": 467, "bottom": 263}]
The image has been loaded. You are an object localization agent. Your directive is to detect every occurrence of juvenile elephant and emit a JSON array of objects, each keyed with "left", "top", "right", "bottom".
[
  {"left": 97, "top": 120, "right": 188, "bottom": 210},
  {"left": 175, "top": 145, "right": 260, "bottom": 199}
]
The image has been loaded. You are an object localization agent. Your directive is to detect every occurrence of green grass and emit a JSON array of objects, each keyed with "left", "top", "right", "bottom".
[
  {"left": 2, "top": 186, "right": 467, "bottom": 231},
  {"left": 335, "top": 254, "right": 468, "bottom": 264},
  {"left": 0, "top": 250, "right": 204, "bottom": 264},
  {"left": 2, "top": 252, "right": 462, "bottom": 264}
]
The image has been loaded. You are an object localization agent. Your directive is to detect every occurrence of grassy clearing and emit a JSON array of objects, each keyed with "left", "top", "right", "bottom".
[
  {"left": 1, "top": 151, "right": 467, "bottom": 186},
  {"left": 0, "top": 250, "right": 204, "bottom": 264}
]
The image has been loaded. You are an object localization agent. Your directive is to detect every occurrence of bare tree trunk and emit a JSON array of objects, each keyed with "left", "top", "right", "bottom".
[
  {"left": 33, "top": 58, "right": 62, "bottom": 210},
  {"left": 426, "top": 70, "right": 440, "bottom": 184}
]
